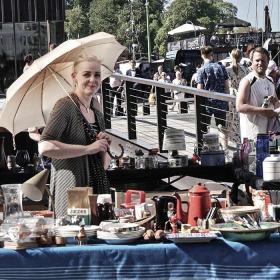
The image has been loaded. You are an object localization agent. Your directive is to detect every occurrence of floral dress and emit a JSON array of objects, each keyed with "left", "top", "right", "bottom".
[{"left": 226, "top": 64, "right": 249, "bottom": 144}]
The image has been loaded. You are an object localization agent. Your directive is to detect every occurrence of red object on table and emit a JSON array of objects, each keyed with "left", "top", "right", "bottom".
[{"left": 121, "top": 190, "right": 146, "bottom": 209}]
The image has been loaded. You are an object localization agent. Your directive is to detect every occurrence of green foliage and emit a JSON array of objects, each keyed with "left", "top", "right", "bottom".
[
  {"left": 65, "top": 0, "right": 238, "bottom": 58},
  {"left": 155, "top": 0, "right": 237, "bottom": 56},
  {"left": 65, "top": 5, "right": 87, "bottom": 39}
]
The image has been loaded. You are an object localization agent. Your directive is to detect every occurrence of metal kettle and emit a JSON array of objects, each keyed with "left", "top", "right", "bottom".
[{"left": 186, "top": 183, "right": 211, "bottom": 226}]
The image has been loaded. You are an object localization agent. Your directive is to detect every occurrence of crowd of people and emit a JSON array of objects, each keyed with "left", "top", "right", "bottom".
[{"left": 108, "top": 45, "right": 280, "bottom": 150}]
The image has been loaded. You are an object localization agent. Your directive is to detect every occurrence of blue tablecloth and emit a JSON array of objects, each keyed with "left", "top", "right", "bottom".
[{"left": 1, "top": 235, "right": 280, "bottom": 279}]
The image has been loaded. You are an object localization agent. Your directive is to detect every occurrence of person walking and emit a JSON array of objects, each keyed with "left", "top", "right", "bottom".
[{"left": 196, "top": 46, "right": 229, "bottom": 149}]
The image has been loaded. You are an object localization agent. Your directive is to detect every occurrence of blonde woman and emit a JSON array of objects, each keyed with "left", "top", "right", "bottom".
[
  {"left": 226, "top": 48, "right": 249, "bottom": 144},
  {"left": 39, "top": 56, "right": 111, "bottom": 218}
]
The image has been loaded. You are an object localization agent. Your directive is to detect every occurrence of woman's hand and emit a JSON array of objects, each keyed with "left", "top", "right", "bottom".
[
  {"left": 87, "top": 139, "right": 109, "bottom": 154},
  {"left": 96, "top": 132, "right": 111, "bottom": 145}
]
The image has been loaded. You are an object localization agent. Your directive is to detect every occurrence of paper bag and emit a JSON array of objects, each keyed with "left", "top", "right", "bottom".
[{"left": 67, "top": 187, "right": 92, "bottom": 225}]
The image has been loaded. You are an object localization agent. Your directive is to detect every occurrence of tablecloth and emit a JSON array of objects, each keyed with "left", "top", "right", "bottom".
[{"left": 0, "top": 235, "right": 280, "bottom": 279}]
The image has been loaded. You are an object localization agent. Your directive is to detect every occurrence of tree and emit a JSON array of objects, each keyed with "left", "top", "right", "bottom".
[
  {"left": 65, "top": 5, "right": 87, "bottom": 39},
  {"left": 65, "top": 1, "right": 91, "bottom": 38},
  {"left": 155, "top": 0, "right": 237, "bottom": 56},
  {"left": 88, "top": 0, "right": 123, "bottom": 35}
]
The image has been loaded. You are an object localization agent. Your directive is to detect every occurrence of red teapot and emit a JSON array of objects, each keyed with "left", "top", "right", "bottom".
[{"left": 174, "top": 183, "right": 211, "bottom": 226}]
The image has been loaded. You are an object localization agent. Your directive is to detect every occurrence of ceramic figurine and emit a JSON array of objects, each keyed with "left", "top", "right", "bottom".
[{"left": 75, "top": 225, "right": 87, "bottom": 245}]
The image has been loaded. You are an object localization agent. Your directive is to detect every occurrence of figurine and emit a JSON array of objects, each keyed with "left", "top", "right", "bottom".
[
  {"left": 169, "top": 215, "right": 179, "bottom": 234},
  {"left": 75, "top": 225, "right": 87, "bottom": 245}
]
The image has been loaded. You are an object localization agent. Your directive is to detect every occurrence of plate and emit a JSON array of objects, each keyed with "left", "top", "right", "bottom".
[
  {"left": 97, "top": 227, "right": 145, "bottom": 240},
  {"left": 211, "top": 222, "right": 280, "bottom": 242},
  {"left": 166, "top": 232, "right": 217, "bottom": 243}
]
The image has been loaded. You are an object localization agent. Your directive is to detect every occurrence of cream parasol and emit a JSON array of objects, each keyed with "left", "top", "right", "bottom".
[{"left": 0, "top": 32, "right": 126, "bottom": 135}]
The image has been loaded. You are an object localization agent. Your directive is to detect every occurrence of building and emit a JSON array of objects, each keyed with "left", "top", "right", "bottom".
[{"left": 0, "top": 0, "right": 65, "bottom": 93}]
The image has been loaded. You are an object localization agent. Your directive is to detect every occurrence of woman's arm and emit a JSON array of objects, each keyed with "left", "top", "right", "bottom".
[{"left": 38, "top": 138, "right": 109, "bottom": 160}]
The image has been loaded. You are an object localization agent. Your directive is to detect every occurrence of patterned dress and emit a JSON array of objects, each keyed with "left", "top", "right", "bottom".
[
  {"left": 226, "top": 65, "right": 249, "bottom": 144},
  {"left": 40, "top": 94, "right": 110, "bottom": 218}
]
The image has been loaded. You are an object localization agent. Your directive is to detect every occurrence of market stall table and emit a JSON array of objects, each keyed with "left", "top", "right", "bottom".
[{"left": 0, "top": 235, "right": 280, "bottom": 279}]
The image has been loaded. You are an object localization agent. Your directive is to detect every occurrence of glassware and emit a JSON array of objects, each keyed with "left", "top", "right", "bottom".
[
  {"left": 0, "top": 136, "right": 7, "bottom": 170},
  {"left": 248, "top": 140, "right": 256, "bottom": 175},
  {"left": 256, "top": 134, "right": 270, "bottom": 177},
  {"left": 15, "top": 150, "right": 30, "bottom": 172},
  {"left": 135, "top": 149, "right": 145, "bottom": 169},
  {"left": 1, "top": 184, "right": 23, "bottom": 221}
]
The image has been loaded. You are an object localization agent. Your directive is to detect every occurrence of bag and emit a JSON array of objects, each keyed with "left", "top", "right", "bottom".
[{"left": 148, "top": 92, "right": 156, "bottom": 105}]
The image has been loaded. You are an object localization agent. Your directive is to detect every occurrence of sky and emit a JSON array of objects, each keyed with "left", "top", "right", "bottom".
[
  {"left": 167, "top": 0, "right": 280, "bottom": 32},
  {"left": 225, "top": 0, "right": 280, "bottom": 32}
]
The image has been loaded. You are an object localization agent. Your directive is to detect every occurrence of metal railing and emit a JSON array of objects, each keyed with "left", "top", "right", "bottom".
[{"left": 101, "top": 74, "right": 237, "bottom": 157}]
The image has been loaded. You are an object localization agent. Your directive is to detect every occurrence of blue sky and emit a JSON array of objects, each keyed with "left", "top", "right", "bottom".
[
  {"left": 167, "top": 0, "right": 280, "bottom": 32},
  {"left": 226, "top": 0, "right": 280, "bottom": 32}
]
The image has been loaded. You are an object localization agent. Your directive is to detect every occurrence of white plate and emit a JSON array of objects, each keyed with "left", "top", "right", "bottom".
[
  {"left": 166, "top": 232, "right": 217, "bottom": 243},
  {"left": 97, "top": 227, "right": 145, "bottom": 240}
]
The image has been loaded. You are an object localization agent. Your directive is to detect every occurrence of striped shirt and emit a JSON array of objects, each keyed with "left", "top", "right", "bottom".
[{"left": 40, "top": 93, "right": 110, "bottom": 218}]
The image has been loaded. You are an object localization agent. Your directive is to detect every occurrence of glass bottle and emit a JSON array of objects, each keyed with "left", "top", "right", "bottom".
[
  {"left": 135, "top": 149, "right": 145, "bottom": 169},
  {"left": 256, "top": 134, "right": 270, "bottom": 177},
  {"left": 0, "top": 137, "right": 7, "bottom": 170},
  {"left": 248, "top": 140, "right": 256, "bottom": 175},
  {"left": 146, "top": 149, "right": 158, "bottom": 168}
]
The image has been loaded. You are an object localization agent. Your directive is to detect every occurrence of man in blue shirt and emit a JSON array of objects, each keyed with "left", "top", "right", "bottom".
[{"left": 196, "top": 46, "right": 229, "bottom": 148}]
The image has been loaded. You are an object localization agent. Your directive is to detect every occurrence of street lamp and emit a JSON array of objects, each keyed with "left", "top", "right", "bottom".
[
  {"left": 186, "top": 20, "right": 197, "bottom": 37},
  {"left": 145, "top": 0, "right": 151, "bottom": 62}
]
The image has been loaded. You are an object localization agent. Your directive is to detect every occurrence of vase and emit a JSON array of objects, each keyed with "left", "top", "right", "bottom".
[{"left": 1, "top": 184, "right": 23, "bottom": 221}]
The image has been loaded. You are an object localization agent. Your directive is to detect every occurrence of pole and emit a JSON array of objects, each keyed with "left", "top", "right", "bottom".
[
  {"left": 145, "top": 0, "right": 151, "bottom": 62},
  {"left": 11, "top": 0, "right": 18, "bottom": 79}
]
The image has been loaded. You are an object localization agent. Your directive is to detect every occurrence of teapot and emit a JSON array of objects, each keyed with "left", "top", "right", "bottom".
[
  {"left": 152, "top": 195, "right": 177, "bottom": 230},
  {"left": 174, "top": 183, "right": 211, "bottom": 226}
]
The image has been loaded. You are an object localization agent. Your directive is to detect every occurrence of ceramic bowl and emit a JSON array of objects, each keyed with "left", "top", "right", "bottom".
[
  {"left": 211, "top": 222, "right": 280, "bottom": 242},
  {"left": 219, "top": 206, "right": 261, "bottom": 223}
]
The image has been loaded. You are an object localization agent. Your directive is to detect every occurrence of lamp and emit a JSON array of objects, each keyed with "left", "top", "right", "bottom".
[
  {"left": 163, "top": 128, "right": 186, "bottom": 152},
  {"left": 21, "top": 169, "right": 54, "bottom": 215},
  {"left": 163, "top": 128, "right": 187, "bottom": 167}
]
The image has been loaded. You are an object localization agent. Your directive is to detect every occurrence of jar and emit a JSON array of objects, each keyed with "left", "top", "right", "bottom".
[
  {"left": 256, "top": 134, "right": 270, "bottom": 177},
  {"left": 135, "top": 149, "right": 145, "bottom": 169},
  {"left": 145, "top": 149, "right": 158, "bottom": 169},
  {"left": 263, "top": 153, "right": 280, "bottom": 181}
]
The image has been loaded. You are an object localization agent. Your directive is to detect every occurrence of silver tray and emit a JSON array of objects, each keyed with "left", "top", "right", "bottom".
[{"left": 211, "top": 222, "right": 280, "bottom": 242}]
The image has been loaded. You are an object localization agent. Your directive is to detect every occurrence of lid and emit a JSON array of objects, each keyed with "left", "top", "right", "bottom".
[
  {"left": 263, "top": 154, "right": 280, "bottom": 162},
  {"left": 135, "top": 149, "right": 144, "bottom": 156},
  {"left": 189, "top": 183, "right": 210, "bottom": 194},
  {"left": 97, "top": 194, "right": 112, "bottom": 204},
  {"left": 203, "top": 133, "right": 219, "bottom": 139}
]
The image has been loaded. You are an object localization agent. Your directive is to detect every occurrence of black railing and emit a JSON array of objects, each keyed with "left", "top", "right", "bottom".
[{"left": 101, "top": 74, "right": 236, "bottom": 156}]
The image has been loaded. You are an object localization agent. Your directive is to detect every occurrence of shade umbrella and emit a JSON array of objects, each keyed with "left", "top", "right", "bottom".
[{"left": 0, "top": 32, "right": 126, "bottom": 135}]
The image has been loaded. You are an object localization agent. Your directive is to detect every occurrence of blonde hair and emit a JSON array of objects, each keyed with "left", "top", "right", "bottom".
[
  {"left": 230, "top": 48, "right": 242, "bottom": 75},
  {"left": 72, "top": 56, "right": 101, "bottom": 90},
  {"left": 73, "top": 55, "right": 101, "bottom": 71}
]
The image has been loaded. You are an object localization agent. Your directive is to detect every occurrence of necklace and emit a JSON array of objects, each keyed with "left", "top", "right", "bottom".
[{"left": 78, "top": 98, "right": 91, "bottom": 113}]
